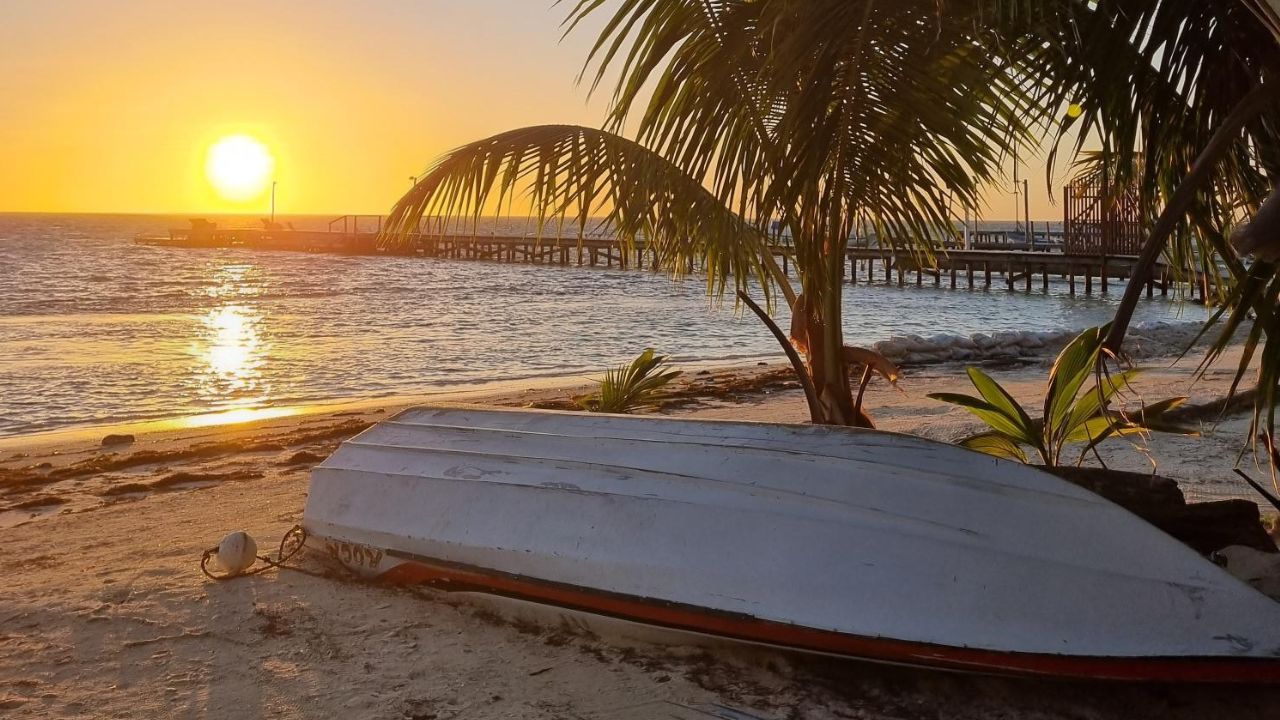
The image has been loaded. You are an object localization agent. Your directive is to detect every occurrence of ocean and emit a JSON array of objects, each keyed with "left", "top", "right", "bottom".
[{"left": 0, "top": 213, "right": 1208, "bottom": 438}]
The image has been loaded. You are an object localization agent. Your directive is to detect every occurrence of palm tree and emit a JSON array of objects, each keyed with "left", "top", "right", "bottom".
[
  {"left": 1021, "top": 1, "right": 1278, "bottom": 345},
  {"left": 382, "top": 1, "right": 1040, "bottom": 426},
  {"left": 382, "top": 0, "right": 1280, "bottom": 436},
  {"left": 1021, "top": 1, "right": 1280, "bottom": 447}
]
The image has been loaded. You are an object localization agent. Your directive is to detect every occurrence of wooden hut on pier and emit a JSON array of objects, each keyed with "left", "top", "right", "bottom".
[{"left": 1062, "top": 172, "right": 1145, "bottom": 256}]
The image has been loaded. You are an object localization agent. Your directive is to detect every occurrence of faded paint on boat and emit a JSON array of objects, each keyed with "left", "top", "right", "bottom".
[{"left": 302, "top": 405, "right": 1280, "bottom": 682}]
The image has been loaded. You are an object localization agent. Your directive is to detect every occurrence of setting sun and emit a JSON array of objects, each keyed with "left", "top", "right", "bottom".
[{"left": 205, "top": 134, "right": 274, "bottom": 202}]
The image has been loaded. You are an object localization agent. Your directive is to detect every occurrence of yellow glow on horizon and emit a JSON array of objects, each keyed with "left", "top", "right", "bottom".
[
  {"left": 0, "top": 3, "right": 1059, "bottom": 220},
  {"left": 0, "top": 3, "right": 618, "bottom": 216},
  {"left": 206, "top": 135, "right": 274, "bottom": 202}
]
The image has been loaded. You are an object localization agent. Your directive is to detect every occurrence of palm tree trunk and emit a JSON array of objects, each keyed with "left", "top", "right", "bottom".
[
  {"left": 815, "top": 228, "right": 857, "bottom": 425},
  {"left": 737, "top": 290, "right": 824, "bottom": 422}
]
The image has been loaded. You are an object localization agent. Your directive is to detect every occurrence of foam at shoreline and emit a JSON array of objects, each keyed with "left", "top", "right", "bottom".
[{"left": 872, "top": 320, "right": 1207, "bottom": 367}]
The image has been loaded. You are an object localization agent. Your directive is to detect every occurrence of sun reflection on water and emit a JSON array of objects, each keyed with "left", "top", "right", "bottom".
[
  {"left": 204, "top": 304, "right": 260, "bottom": 384},
  {"left": 193, "top": 282, "right": 269, "bottom": 410},
  {"left": 204, "top": 263, "right": 263, "bottom": 299}
]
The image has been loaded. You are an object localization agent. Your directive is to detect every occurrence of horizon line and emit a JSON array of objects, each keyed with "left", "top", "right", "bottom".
[{"left": 0, "top": 210, "right": 1069, "bottom": 223}]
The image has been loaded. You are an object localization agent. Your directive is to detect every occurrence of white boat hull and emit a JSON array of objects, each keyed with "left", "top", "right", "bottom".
[{"left": 303, "top": 405, "right": 1280, "bottom": 682}]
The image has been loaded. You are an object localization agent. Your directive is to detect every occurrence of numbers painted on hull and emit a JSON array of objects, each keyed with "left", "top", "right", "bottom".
[{"left": 324, "top": 540, "right": 385, "bottom": 571}]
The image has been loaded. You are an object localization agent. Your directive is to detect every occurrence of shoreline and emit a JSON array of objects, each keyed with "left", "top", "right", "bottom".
[
  {"left": 0, "top": 352, "right": 790, "bottom": 452},
  {"left": 0, "top": 315, "right": 1210, "bottom": 451},
  {"left": 4, "top": 341, "right": 1280, "bottom": 717},
  {"left": 3, "top": 338, "right": 1271, "bottom": 531},
  {"left": 0, "top": 353, "right": 789, "bottom": 452}
]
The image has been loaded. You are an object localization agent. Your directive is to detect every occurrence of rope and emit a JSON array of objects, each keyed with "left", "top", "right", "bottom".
[{"left": 200, "top": 524, "right": 309, "bottom": 580}]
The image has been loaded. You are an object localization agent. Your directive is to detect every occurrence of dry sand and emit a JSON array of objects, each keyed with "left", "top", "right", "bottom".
[{"left": 2, "top": 348, "right": 1279, "bottom": 719}]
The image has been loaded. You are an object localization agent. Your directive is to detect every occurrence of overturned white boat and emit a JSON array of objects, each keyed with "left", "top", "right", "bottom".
[{"left": 302, "top": 405, "right": 1280, "bottom": 682}]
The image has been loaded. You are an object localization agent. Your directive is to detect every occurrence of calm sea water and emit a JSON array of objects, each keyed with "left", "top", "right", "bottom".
[{"left": 0, "top": 213, "right": 1208, "bottom": 438}]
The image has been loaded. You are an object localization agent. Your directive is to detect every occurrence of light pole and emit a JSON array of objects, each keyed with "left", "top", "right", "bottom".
[
  {"left": 1023, "top": 178, "right": 1032, "bottom": 244},
  {"left": 270, "top": 181, "right": 278, "bottom": 225},
  {"left": 1012, "top": 149, "right": 1022, "bottom": 235}
]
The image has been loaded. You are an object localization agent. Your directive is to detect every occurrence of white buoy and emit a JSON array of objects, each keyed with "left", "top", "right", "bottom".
[
  {"left": 1215, "top": 545, "right": 1280, "bottom": 601},
  {"left": 216, "top": 531, "right": 258, "bottom": 575}
]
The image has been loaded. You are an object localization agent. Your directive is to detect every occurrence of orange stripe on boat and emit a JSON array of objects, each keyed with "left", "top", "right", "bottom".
[{"left": 378, "top": 553, "right": 1280, "bottom": 684}]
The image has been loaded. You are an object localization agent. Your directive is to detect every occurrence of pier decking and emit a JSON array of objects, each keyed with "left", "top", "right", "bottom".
[
  {"left": 847, "top": 248, "right": 1211, "bottom": 301},
  {"left": 135, "top": 215, "right": 1214, "bottom": 300}
]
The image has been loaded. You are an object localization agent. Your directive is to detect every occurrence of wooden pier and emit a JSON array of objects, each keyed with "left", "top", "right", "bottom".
[
  {"left": 137, "top": 216, "right": 655, "bottom": 269},
  {"left": 846, "top": 248, "right": 1215, "bottom": 301},
  {"left": 136, "top": 215, "right": 1215, "bottom": 300}
]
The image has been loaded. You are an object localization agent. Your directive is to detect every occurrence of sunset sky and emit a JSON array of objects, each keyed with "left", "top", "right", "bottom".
[{"left": 1, "top": 0, "right": 1068, "bottom": 219}]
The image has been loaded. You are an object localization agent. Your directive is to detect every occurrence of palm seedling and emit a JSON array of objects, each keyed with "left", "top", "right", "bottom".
[
  {"left": 576, "top": 348, "right": 682, "bottom": 414},
  {"left": 929, "top": 326, "right": 1199, "bottom": 467}
]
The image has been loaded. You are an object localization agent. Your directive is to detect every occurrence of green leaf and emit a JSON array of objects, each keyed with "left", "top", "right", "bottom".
[
  {"left": 1044, "top": 326, "right": 1103, "bottom": 445},
  {"left": 1061, "top": 368, "right": 1141, "bottom": 442},
  {"left": 1064, "top": 414, "right": 1128, "bottom": 445},
  {"left": 959, "top": 432, "right": 1029, "bottom": 463},
  {"left": 928, "top": 391, "right": 1038, "bottom": 448},
  {"left": 578, "top": 348, "right": 683, "bottom": 414},
  {"left": 964, "top": 368, "right": 1043, "bottom": 451}
]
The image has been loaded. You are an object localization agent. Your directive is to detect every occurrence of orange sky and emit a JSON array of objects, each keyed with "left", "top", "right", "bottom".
[{"left": 0, "top": 1, "right": 1070, "bottom": 220}]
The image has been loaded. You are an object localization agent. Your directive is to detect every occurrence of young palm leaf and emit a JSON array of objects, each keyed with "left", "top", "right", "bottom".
[
  {"left": 577, "top": 348, "right": 683, "bottom": 414},
  {"left": 1044, "top": 325, "right": 1107, "bottom": 458},
  {"left": 930, "top": 327, "right": 1199, "bottom": 467},
  {"left": 959, "top": 432, "right": 1030, "bottom": 464},
  {"left": 946, "top": 367, "right": 1048, "bottom": 453}
]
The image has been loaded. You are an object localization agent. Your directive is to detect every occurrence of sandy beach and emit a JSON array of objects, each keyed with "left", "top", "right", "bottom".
[
  {"left": 3, "top": 347, "right": 1279, "bottom": 719},
  {"left": 6, "top": 0, "right": 1279, "bottom": 714}
]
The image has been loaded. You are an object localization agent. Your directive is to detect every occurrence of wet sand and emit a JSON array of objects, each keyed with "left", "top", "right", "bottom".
[{"left": 2, "top": 350, "right": 1279, "bottom": 718}]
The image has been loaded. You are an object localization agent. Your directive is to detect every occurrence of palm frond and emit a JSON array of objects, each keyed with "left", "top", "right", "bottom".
[
  {"left": 380, "top": 124, "right": 782, "bottom": 304},
  {"left": 1200, "top": 260, "right": 1280, "bottom": 452},
  {"left": 960, "top": 432, "right": 1030, "bottom": 464},
  {"left": 568, "top": 0, "right": 1045, "bottom": 261},
  {"left": 1066, "top": 151, "right": 1245, "bottom": 303},
  {"left": 1029, "top": 0, "right": 1279, "bottom": 205}
]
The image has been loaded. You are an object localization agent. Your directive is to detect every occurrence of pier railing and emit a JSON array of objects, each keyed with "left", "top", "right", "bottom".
[{"left": 328, "top": 215, "right": 384, "bottom": 235}]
